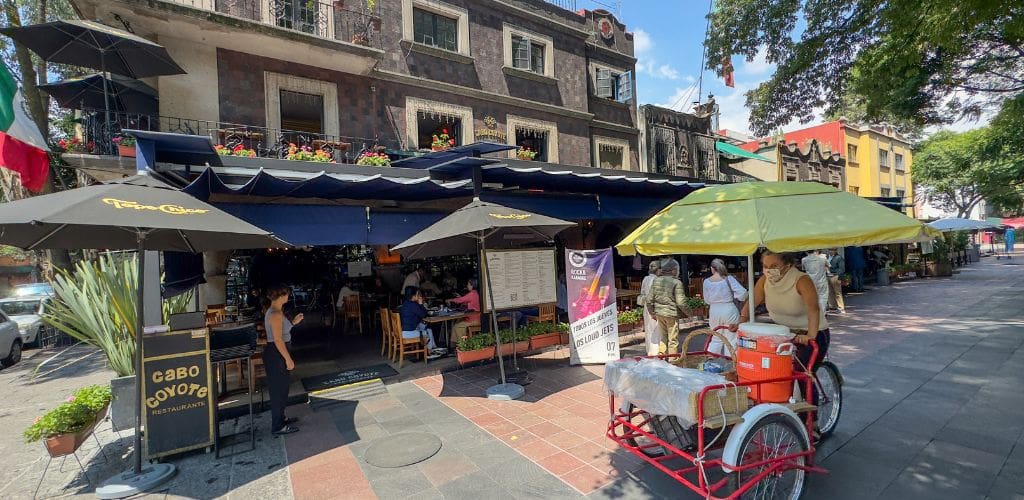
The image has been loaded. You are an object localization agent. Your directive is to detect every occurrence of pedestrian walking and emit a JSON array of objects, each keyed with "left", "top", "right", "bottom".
[
  {"left": 827, "top": 248, "right": 846, "bottom": 313},
  {"left": 648, "top": 259, "right": 691, "bottom": 355},
  {"left": 845, "top": 246, "right": 866, "bottom": 292},
  {"left": 801, "top": 249, "right": 829, "bottom": 314},
  {"left": 637, "top": 260, "right": 661, "bottom": 356},
  {"left": 263, "top": 286, "right": 302, "bottom": 435},
  {"left": 702, "top": 258, "right": 747, "bottom": 354}
]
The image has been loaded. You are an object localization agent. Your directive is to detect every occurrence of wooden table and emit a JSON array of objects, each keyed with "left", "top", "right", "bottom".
[
  {"left": 423, "top": 312, "right": 471, "bottom": 348},
  {"left": 616, "top": 289, "right": 641, "bottom": 309}
]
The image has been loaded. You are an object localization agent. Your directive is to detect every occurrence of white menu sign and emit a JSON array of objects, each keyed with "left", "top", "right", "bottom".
[{"left": 481, "top": 249, "right": 557, "bottom": 312}]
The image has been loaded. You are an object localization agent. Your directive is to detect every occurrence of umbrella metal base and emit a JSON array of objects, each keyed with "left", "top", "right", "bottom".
[
  {"left": 486, "top": 383, "right": 525, "bottom": 401},
  {"left": 505, "top": 370, "right": 532, "bottom": 386},
  {"left": 95, "top": 464, "right": 176, "bottom": 499}
]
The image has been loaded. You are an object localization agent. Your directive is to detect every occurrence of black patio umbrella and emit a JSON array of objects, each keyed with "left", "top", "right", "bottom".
[
  {"left": 39, "top": 73, "right": 158, "bottom": 114},
  {"left": 0, "top": 20, "right": 185, "bottom": 151},
  {"left": 0, "top": 174, "right": 285, "bottom": 497},
  {"left": 392, "top": 199, "right": 574, "bottom": 399}
]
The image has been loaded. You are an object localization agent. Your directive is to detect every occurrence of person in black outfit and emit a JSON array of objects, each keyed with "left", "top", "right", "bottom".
[{"left": 262, "top": 286, "right": 304, "bottom": 435}]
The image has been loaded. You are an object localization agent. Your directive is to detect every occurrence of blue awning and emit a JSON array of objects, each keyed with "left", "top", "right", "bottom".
[
  {"left": 126, "top": 129, "right": 221, "bottom": 166},
  {"left": 481, "top": 193, "right": 676, "bottom": 220},
  {"left": 214, "top": 203, "right": 446, "bottom": 246},
  {"left": 390, "top": 142, "right": 515, "bottom": 170},
  {"left": 183, "top": 168, "right": 472, "bottom": 201},
  {"left": 481, "top": 165, "right": 701, "bottom": 199}
]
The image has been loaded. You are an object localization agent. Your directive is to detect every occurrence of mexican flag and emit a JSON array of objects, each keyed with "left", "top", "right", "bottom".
[{"left": 0, "top": 61, "right": 49, "bottom": 192}]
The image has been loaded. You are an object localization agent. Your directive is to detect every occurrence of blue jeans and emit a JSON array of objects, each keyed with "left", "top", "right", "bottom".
[{"left": 402, "top": 323, "right": 437, "bottom": 350}]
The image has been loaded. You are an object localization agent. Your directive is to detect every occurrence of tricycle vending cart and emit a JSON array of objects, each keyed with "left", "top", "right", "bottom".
[{"left": 606, "top": 327, "right": 829, "bottom": 500}]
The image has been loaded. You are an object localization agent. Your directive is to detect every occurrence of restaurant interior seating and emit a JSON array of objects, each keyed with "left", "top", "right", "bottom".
[
  {"left": 389, "top": 311, "right": 428, "bottom": 368},
  {"left": 526, "top": 303, "right": 556, "bottom": 324}
]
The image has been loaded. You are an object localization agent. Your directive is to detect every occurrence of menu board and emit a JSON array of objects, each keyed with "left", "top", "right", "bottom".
[
  {"left": 481, "top": 249, "right": 557, "bottom": 312},
  {"left": 141, "top": 328, "right": 214, "bottom": 459}
]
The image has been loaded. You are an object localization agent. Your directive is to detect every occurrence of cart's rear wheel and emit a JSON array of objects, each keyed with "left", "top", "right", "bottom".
[
  {"left": 733, "top": 414, "right": 808, "bottom": 500},
  {"left": 623, "top": 404, "right": 665, "bottom": 458},
  {"left": 814, "top": 361, "right": 842, "bottom": 439}
]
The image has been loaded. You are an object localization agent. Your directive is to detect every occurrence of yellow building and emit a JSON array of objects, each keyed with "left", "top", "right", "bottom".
[{"left": 842, "top": 122, "right": 914, "bottom": 215}]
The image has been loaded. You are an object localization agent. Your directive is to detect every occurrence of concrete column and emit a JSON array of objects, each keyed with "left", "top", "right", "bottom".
[
  {"left": 143, "top": 251, "right": 162, "bottom": 326},
  {"left": 198, "top": 251, "right": 232, "bottom": 308}
]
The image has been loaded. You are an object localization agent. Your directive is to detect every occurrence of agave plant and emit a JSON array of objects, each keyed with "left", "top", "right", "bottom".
[{"left": 42, "top": 253, "right": 194, "bottom": 377}]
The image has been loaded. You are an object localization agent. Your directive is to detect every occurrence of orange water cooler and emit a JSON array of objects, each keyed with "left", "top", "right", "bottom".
[{"left": 735, "top": 323, "right": 795, "bottom": 403}]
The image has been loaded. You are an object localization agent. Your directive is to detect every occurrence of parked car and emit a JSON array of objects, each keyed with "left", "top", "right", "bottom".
[
  {"left": 13, "top": 282, "right": 54, "bottom": 297},
  {"left": 0, "top": 295, "right": 48, "bottom": 347},
  {"left": 0, "top": 309, "right": 21, "bottom": 367}
]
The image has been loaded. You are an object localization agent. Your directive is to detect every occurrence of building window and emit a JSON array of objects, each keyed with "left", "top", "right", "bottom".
[
  {"left": 894, "top": 153, "right": 905, "bottom": 172},
  {"left": 881, "top": 186, "right": 891, "bottom": 197},
  {"left": 847, "top": 144, "right": 858, "bottom": 162},
  {"left": 405, "top": 97, "right": 474, "bottom": 151},
  {"left": 513, "top": 36, "right": 544, "bottom": 73},
  {"left": 402, "top": 0, "right": 469, "bottom": 55},
  {"left": 503, "top": 25, "right": 554, "bottom": 77},
  {"left": 507, "top": 115, "right": 558, "bottom": 163},
  {"left": 594, "top": 66, "right": 633, "bottom": 102},
  {"left": 264, "top": 72, "right": 339, "bottom": 139},
  {"left": 594, "top": 136, "right": 630, "bottom": 170},
  {"left": 655, "top": 141, "right": 669, "bottom": 169},
  {"left": 896, "top": 188, "right": 905, "bottom": 200},
  {"left": 413, "top": 7, "right": 457, "bottom": 52},
  {"left": 878, "top": 149, "right": 889, "bottom": 168},
  {"left": 849, "top": 186, "right": 859, "bottom": 195},
  {"left": 274, "top": 0, "right": 323, "bottom": 35}
]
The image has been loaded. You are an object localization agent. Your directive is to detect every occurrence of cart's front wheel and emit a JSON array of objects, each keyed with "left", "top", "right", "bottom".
[
  {"left": 622, "top": 404, "right": 665, "bottom": 458},
  {"left": 814, "top": 361, "right": 843, "bottom": 439},
  {"left": 733, "top": 414, "right": 808, "bottom": 500}
]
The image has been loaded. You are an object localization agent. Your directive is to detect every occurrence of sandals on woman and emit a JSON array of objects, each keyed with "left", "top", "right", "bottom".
[{"left": 273, "top": 425, "right": 300, "bottom": 435}]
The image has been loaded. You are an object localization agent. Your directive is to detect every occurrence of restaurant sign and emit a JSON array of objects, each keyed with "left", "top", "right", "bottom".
[
  {"left": 142, "top": 328, "right": 215, "bottom": 459},
  {"left": 564, "top": 248, "right": 619, "bottom": 365},
  {"left": 475, "top": 115, "right": 507, "bottom": 143}
]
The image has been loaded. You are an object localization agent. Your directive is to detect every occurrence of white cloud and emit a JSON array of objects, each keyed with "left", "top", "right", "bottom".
[
  {"left": 714, "top": 82, "right": 753, "bottom": 133},
  {"left": 654, "top": 85, "right": 699, "bottom": 110},
  {"left": 738, "top": 47, "right": 773, "bottom": 76},
  {"left": 657, "top": 64, "right": 679, "bottom": 80},
  {"left": 633, "top": 29, "right": 653, "bottom": 57}
]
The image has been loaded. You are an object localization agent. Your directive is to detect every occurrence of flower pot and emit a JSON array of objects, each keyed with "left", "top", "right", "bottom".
[
  {"left": 529, "top": 332, "right": 560, "bottom": 350},
  {"left": 431, "top": 146, "right": 451, "bottom": 152},
  {"left": 925, "top": 261, "right": 953, "bottom": 277},
  {"left": 43, "top": 405, "right": 106, "bottom": 458},
  {"left": 559, "top": 331, "right": 570, "bottom": 345},
  {"left": 117, "top": 144, "right": 136, "bottom": 157},
  {"left": 110, "top": 375, "right": 136, "bottom": 432},
  {"left": 498, "top": 341, "right": 529, "bottom": 356},
  {"left": 351, "top": 33, "right": 369, "bottom": 46},
  {"left": 456, "top": 346, "right": 494, "bottom": 365}
]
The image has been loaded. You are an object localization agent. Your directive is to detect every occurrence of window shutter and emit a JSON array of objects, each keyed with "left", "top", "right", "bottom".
[
  {"left": 512, "top": 36, "right": 529, "bottom": 69},
  {"left": 596, "top": 68, "right": 612, "bottom": 98},
  {"left": 616, "top": 71, "right": 633, "bottom": 102}
]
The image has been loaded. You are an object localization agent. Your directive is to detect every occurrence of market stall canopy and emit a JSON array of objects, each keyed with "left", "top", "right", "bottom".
[
  {"left": 616, "top": 181, "right": 942, "bottom": 257},
  {"left": 927, "top": 217, "right": 1000, "bottom": 232},
  {"left": 392, "top": 199, "right": 575, "bottom": 259},
  {"left": 39, "top": 73, "right": 158, "bottom": 113},
  {"left": 715, "top": 141, "right": 773, "bottom": 163},
  {"left": 0, "top": 174, "right": 286, "bottom": 251},
  {"left": 1002, "top": 217, "right": 1024, "bottom": 229}
]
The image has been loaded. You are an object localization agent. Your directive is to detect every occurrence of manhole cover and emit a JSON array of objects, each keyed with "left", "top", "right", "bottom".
[{"left": 363, "top": 432, "right": 442, "bottom": 468}]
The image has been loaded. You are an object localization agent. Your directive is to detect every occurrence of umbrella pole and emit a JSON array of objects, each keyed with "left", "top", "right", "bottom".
[
  {"left": 747, "top": 254, "right": 756, "bottom": 322},
  {"left": 101, "top": 51, "right": 111, "bottom": 153},
  {"left": 481, "top": 239, "right": 524, "bottom": 401},
  {"left": 134, "top": 237, "right": 145, "bottom": 475}
]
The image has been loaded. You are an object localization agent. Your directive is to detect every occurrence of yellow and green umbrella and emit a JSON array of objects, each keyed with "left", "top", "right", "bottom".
[{"left": 616, "top": 181, "right": 939, "bottom": 257}]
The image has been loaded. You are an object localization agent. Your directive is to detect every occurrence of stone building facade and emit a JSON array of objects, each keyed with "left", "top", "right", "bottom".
[
  {"left": 71, "top": 0, "right": 641, "bottom": 170},
  {"left": 745, "top": 138, "right": 846, "bottom": 190}
]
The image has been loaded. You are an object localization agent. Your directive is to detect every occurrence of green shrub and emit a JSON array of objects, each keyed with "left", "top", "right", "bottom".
[
  {"left": 617, "top": 309, "right": 643, "bottom": 324},
  {"left": 456, "top": 333, "right": 495, "bottom": 352},
  {"left": 24, "top": 385, "right": 112, "bottom": 443}
]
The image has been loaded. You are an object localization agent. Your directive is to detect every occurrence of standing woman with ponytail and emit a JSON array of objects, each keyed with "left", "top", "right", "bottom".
[{"left": 264, "top": 286, "right": 303, "bottom": 435}]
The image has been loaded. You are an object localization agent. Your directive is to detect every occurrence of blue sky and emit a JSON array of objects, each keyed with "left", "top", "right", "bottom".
[{"left": 612, "top": 0, "right": 774, "bottom": 136}]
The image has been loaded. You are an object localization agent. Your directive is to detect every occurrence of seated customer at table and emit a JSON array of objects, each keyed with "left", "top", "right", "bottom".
[
  {"left": 447, "top": 279, "right": 481, "bottom": 339},
  {"left": 335, "top": 281, "right": 359, "bottom": 309},
  {"left": 400, "top": 287, "right": 444, "bottom": 357}
]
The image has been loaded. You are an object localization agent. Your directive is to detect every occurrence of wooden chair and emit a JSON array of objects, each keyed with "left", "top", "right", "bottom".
[
  {"left": 205, "top": 304, "right": 226, "bottom": 325},
  {"left": 526, "top": 303, "right": 556, "bottom": 324},
  {"left": 465, "top": 324, "right": 482, "bottom": 338},
  {"left": 389, "top": 311, "right": 427, "bottom": 368},
  {"left": 342, "top": 295, "right": 363, "bottom": 334},
  {"left": 379, "top": 307, "right": 392, "bottom": 358},
  {"left": 628, "top": 281, "right": 642, "bottom": 291}
]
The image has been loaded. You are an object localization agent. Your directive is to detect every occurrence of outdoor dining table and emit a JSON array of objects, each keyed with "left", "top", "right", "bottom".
[
  {"left": 616, "top": 289, "right": 640, "bottom": 309},
  {"left": 423, "top": 311, "right": 470, "bottom": 349}
]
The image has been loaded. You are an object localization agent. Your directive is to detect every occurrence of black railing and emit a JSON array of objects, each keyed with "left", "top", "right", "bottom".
[
  {"left": 168, "top": 0, "right": 383, "bottom": 49},
  {"left": 77, "top": 108, "right": 402, "bottom": 163}
]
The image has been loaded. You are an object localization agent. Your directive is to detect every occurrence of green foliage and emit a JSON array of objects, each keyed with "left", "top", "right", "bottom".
[
  {"left": 456, "top": 333, "right": 494, "bottom": 352},
  {"left": 926, "top": 234, "right": 953, "bottom": 263},
  {"left": 0, "top": 244, "right": 29, "bottom": 260},
  {"left": 685, "top": 296, "right": 708, "bottom": 310},
  {"left": 705, "top": 0, "right": 1024, "bottom": 135},
  {"left": 951, "top": 231, "right": 970, "bottom": 252},
  {"left": 616, "top": 308, "right": 642, "bottom": 324},
  {"left": 23, "top": 385, "right": 112, "bottom": 443},
  {"left": 498, "top": 327, "right": 531, "bottom": 344},
  {"left": 42, "top": 253, "right": 195, "bottom": 377},
  {"left": 523, "top": 322, "right": 557, "bottom": 336},
  {"left": 556, "top": 322, "right": 570, "bottom": 333}
]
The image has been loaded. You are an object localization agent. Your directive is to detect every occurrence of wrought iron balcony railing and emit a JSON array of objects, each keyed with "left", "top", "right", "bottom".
[
  {"left": 165, "top": 0, "right": 382, "bottom": 49},
  {"left": 75, "top": 108, "right": 403, "bottom": 163}
]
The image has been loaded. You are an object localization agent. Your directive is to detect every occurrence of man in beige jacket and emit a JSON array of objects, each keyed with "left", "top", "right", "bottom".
[{"left": 647, "top": 259, "right": 691, "bottom": 355}]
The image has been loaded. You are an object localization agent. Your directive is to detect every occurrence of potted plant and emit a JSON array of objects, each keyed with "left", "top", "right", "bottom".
[
  {"left": 557, "top": 322, "right": 570, "bottom": 345},
  {"left": 113, "top": 135, "right": 136, "bottom": 157},
  {"left": 285, "top": 143, "right": 334, "bottom": 162},
  {"left": 527, "top": 321, "right": 560, "bottom": 349},
  {"left": 215, "top": 143, "right": 257, "bottom": 157},
  {"left": 456, "top": 333, "right": 495, "bottom": 365},
  {"left": 497, "top": 328, "right": 530, "bottom": 355},
  {"left": 924, "top": 235, "right": 954, "bottom": 277},
  {"left": 431, "top": 129, "right": 455, "bottom": 152},
  {"left": 356, "top": 151, "right": 391, "bottom": 167},
  {"left": 42, "top": 254, "right": 194, "bottom": 431},
  {"left": 616, "top": 308, "right": 642, "bottom": 331},
  {"left": 516, "top": 148, "right": 537, "bottom": 161},
  {"left": 686, "top": 296, "right": 709, "bottom": 319},
  {"left": 24, "top": 385, "right": 112, "bottom": 457}
]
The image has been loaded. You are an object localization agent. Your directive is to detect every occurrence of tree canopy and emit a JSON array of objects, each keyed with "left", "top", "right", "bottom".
[{"left": 705, "top": 0, "right": 1024, "bottom": 136}]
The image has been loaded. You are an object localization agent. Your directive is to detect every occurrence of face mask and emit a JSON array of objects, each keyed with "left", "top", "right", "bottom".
[{"left": 765, "top": 268, "right": 784, "bottom": 282}]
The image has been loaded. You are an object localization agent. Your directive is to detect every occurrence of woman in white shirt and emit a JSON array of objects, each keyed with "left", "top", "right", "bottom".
[
  {"left": 638, "top": 260, "right": 661, "bottom": 355},
  {"left": 702, "top": 258, "right": 748, "bottom": 354}
]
